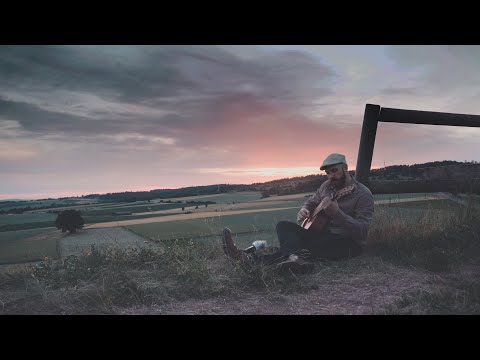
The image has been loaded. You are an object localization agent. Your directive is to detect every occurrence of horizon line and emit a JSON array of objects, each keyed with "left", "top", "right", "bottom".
[{"left": 2, "top": 160, "right": 478, "bottom": 202}]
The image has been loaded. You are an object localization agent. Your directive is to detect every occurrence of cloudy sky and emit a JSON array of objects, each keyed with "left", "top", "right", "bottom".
[{"left": 1, "top": 45, "right": 480, "bottom": 200}]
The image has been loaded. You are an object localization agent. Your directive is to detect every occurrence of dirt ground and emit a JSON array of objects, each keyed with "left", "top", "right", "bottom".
[
  {"left": 0, "top": 254, "right": 437, "bottom": 314},
  {"left": 115, "top": 256, "right": 472, "bottom": 315},
  {"left": 2, "top": 237, "right": 479, "bottom": 315}
]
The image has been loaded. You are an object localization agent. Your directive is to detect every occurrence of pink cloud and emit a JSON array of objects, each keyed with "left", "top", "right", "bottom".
[{"left": 183, "top": 97, "right": 363, "bottom": 169}]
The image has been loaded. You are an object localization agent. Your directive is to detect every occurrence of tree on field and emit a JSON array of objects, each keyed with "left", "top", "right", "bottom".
[{"left": 55, "top": 210, "right": 84, "bottom": 234}]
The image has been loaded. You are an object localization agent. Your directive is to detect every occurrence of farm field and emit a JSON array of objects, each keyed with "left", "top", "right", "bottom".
[
  {"left": 127, "top": 207, "right": 298, "bottom": 240},
  {"left": 0, "top": 227, "right": 61, "bottom": 264},
  {"left": 85, "top": 192, "right": 452, "bottom": 230},
  {"left": 0, "top": 212, "right": 57, "bottom": 225},
  {"left": 1, "top": 198, "right": 98, "bottom": 212},
  {"left": 0, "top": 191, "right": 464, "bottom": 264},
  {"left": 150, "top": 191, "right": 263, "bottom": 204},
  {"left": 58, "top": 227, "right": 150, "bottom": 258},
  {"left": 86, "top": 206, "right": 299, "bottom": 229}
]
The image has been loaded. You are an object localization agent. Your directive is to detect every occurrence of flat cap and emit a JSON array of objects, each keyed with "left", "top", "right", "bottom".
[{"left": 320, "top": 153, "right": 346, "bottom": 170}]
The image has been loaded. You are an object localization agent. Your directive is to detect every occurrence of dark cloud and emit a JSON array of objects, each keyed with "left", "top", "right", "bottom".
[
  {"left": 0, "top": 97, "right": 180, "bottom": 140},
  {"left": 0, "top": 46, "right": 335, "bottom": 104},
  {"left": 0, "top": 98, "right": 92, "bottom": 133},
  {"left": 0, "top": 45, "right": 187, "bottom": 100},
  {"left": 0, "top": 45, "right": 337, "bottom": 146}
]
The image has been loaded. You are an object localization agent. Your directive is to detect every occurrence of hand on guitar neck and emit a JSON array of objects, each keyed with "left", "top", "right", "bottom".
[{"left": 300, "top": 185, "right": 355, "bottom": 232}]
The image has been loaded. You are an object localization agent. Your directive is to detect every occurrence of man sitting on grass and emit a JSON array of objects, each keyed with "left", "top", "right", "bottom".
[{"left": 222, "top": 153, "right": 375, "bottom": 274}]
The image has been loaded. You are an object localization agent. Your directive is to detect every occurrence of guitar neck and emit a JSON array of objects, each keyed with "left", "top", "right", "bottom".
[
  {"left": 332, "top": 185, "right": 355, "bottom": 201},
  {"left": 309, "top": 185, "right": 354, "bottom": 220}
]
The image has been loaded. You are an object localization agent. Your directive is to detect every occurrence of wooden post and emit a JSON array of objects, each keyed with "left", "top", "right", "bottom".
[
  {"left": 354, "top": 104, "right": 480, "bottom": 193},
  {"left": 355, "top": 104, "right": 380, "bottom": 186}
]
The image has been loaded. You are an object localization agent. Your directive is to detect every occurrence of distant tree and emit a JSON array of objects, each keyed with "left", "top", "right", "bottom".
[
  {"left": 55, "top": 210, "right": 84, "bottom": 234},
  {"left": 205, "top": 204, "right": 208, "bottom": 207},
  {"left": 260, "top": 190, "right": 270, "bottom": 199},
  {"left": 182, "top": 207, "right": 185, "bottom": 211}
]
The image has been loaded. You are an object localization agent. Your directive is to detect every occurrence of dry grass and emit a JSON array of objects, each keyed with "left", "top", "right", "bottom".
[
  {"left": 0, "top": 245, "right": 437, "bottom": 314},
  {"left": 378, "top": 270, "right": 480, "bottom": 314},
  {"left": 367, "top": 198, "right": 480, "bottom": 272}
]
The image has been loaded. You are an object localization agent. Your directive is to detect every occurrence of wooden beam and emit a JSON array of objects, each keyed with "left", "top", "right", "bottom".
[
  {"left": 356, "top": 105, "right": 480, "bottom": 187},
  {"left": 380, "top": 107, "right": 480, "bottom": 127}
]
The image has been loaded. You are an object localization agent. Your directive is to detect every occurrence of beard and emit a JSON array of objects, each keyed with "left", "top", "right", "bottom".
[{"left": 331, "top": 169, "right": 347, "bottom": 189}]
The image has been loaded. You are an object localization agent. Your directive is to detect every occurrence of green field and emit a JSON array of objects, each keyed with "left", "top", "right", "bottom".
[
  {"left": 127, "top": 207, "right": 299, "bottom": 242},
  {"left": 0, "top": 198, "right": 94, "bottom": 211},
  {"left": 0, "top": 228, "right": 58, "bottom": 264},
  {"left": 82, "top": 212, "right": 177, "bottom": 224},
  {"left": 216, "top": 200, "right": 304, "bottom": 211},
  {"left": 126, "top": 197, "right": 465, "bottom": 249},
  {"left": 373, "top": 193, "right": 438, "bottom": 201},
  {"left": 0, "top": 212, "right": 57, "bottom": 225},
  {"left": 378, "top": 198, "right": 462, "bottom": 210},
  {"left": 81, "top": 203, "right": 186, "bottom": 216},
  {"left": 160, "top": 191, "right": 262, "bottom": 204},
  {"left": 0, "top": 190, "right": 473, "bottom": 265},
  {"left": 262, "top": 192, "right": 439, "bottom": 202},
  {"left": 257, "top": 193, "right": 312, "bottom": 201},
  {"left": 68, "top": 191, "right": 266, "bottom": 223},
  {"left": 87, "top": 199, "right": 195, "bottom": 210},
  {"left": 0, "top": 191, "right": 457, "bottom": 234}
]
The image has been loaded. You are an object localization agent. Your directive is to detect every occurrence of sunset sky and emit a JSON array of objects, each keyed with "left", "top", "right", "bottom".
[{"left": 1, "top": 45, "right": 480, "bottom": 200}]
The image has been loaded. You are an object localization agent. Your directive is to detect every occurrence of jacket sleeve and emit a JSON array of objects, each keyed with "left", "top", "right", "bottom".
[
  {"left": 330, "top": 191, "right": 374, "bottom": 245},
  {"left": 297, "top": 183, "right": 326, "bottom": 223}
]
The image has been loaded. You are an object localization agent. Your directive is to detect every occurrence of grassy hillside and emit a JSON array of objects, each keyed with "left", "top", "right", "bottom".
[{"left": 0, "top": 194, "right": 478, "bottom": 314}]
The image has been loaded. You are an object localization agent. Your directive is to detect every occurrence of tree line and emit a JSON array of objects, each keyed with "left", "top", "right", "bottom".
[
  {"left": 84, "top": 184, "right": 251, "bottom": 202},
  {"left": 0, "top": 202, "right": 95, "bottom": 215}
]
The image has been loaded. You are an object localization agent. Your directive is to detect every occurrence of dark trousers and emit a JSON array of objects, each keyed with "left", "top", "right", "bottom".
[{"left": 257, "top": 221, "right": 362, "bottom": 265}]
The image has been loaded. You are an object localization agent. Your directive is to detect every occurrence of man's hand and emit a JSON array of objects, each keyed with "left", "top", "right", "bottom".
[
  {"left": 319, "top": 197, "right": 339, "bottom": 218},
  {"left": 297, "top": 207, "right": 310, "bottom": 221}
]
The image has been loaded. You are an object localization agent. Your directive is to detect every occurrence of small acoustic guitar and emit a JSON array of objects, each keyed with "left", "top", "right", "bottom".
[{"left": 300, "top": 185, "right": 355, "bottom": 232}]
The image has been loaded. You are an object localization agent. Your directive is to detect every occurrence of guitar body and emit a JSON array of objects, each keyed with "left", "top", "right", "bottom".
[
  {"left": 301, "top": 211, "right": 330, "bottom": 232},
  {"left": 300, "top": 184, "right": 355, "bottom": 232}
]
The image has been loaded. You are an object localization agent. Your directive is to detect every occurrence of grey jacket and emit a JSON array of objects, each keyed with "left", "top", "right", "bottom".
[{"left": 297, "top": 177, "right": 374, "bottom": 246}]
